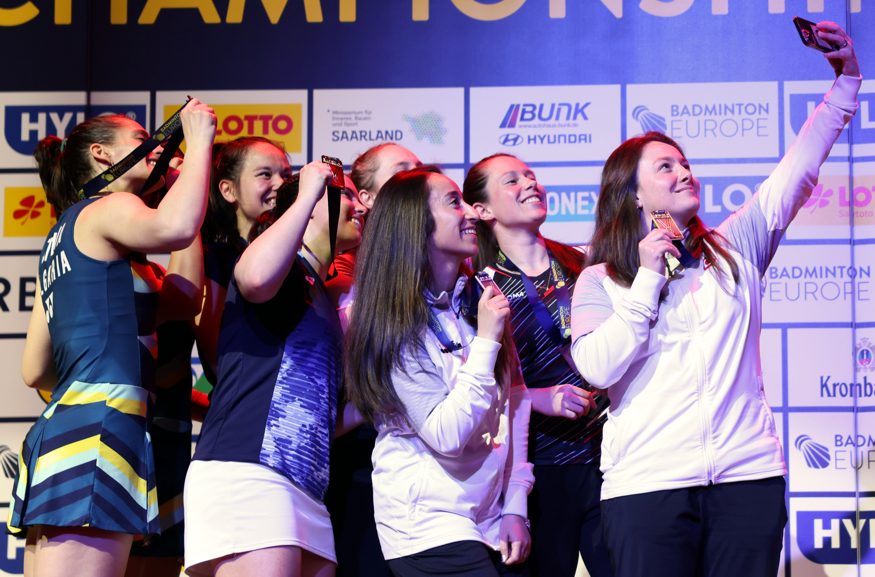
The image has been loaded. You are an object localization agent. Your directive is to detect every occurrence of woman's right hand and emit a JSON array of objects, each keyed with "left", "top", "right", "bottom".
[
  {"left": 179, "top": 98, "right": 216, "bottom": 149},
  {"left": 296, "top": 161, "right": 335, "bottom": 205},
  {"left": 638, "top": 228, "right": 681, "bottom": 275},
  {"left": 476, "top": 285, "right": 510, "bottom": 343}
]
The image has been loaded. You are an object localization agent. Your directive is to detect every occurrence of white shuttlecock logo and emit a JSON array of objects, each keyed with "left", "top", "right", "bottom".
[
  {"left": 794, "top": 435, "right": 831, "bottom": 469},
  {"left": 632, "top": 105, "right": 667, "bottom": 134},
  {"left": 0, "top": 444, "right": 19, "bottom": 478}
]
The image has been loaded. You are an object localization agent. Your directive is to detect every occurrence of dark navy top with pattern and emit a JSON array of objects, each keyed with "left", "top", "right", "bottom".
[
  {"left": 485, "top": 260, "right": 608, "bottom": 466},
  {"left": 193, "top": 255, "right": 342, "bottom": 501}
]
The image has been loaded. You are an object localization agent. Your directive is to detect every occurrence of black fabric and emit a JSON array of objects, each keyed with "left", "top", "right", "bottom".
[
  {"left": 528, "top": 463, "right": 612, "bottom": 577},
  {"left": 600, "top": 477, "right": 787, "bottom": 577},
  {"left": 387, "top": 541, "right": 529, "bottom": 577}
]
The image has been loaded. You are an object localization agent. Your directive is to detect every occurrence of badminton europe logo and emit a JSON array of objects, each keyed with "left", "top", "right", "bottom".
[
  {"left": 795, "top": 435, "right": 831, "bottom": 469},
  {"left": 631, "top": 106, "right": 666, "bottom": 134}
]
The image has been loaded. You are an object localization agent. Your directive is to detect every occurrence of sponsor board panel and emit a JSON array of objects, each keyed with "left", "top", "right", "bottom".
[
  {"left": 788, "top": 413, "right": 863, "bottom": 494},
  {"left": 763, "top": 245, "right": 865, "bottom": 325},
  {"left": 0, "top": 92, "right": 149, "bottom": 169},
  {"left": 761, "top": 327, "right": 783, "bottom": 408},
  {"left": 155, "top": 91, "right": 308, "bottom": 167},
  {"left": 788, "top": 328, "right": 874, "bottom": 407},
  {"left": 625, "top": 82, "right": 779, "bottom": 160},
  {"left": 313, "top": 88, "right": 464, "bottom": 165},
  {"left": 788, "top": 497, "right": 875, "bottom": 575},
  {"left": 784, "top": 162, "right": 875, "bottom": 241},
  {"left": 442, "top": 168, "right": 465, "bottom": 186},
  {"left": 0, "top": 255, "right": 39, "bottom": 337},
  {"left": 0, "top": 340, "right": 48, "bottom": 418},
  {"left": 469, "top": 85, "right": 621, "bottom": 163},
  {"left": 784, "top": 79, "right": 875, "bottom": 159},
  {"left": 0, "top": 505, "right": 26, "bottom": 576},
  {"left": 1, "top": 174, "right": 54, "bottom": 252},
  {"left": 855, "top": 243, "right": 875, "bottom": 324}
]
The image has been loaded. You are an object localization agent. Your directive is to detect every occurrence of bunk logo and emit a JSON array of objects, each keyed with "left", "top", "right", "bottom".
[
  {"left": 499, "top": 102, "right": 591, "bottom": 128},
  {"left": 496, "top": 101, "right": 593, "bottom": 147},
  {"left": 788, "top": 92, "right": 875, "bottom": 144},
  {"left": 796, "top": 510, "right": 875, "bottom": 564},
  {"left": 169, "top": 104, "right": 302, "bottom": 153},
  {"left": 4, "top": 187, "right": 55, "bottom": 237},
  {"left": 4, "top": 104, "right": 148, "bottom": 156}
]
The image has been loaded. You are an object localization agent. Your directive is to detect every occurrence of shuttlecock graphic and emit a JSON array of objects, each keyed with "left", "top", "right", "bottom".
[
  {"left": 632, "top": 105, "right": 667, "bottom": 134},
  {"left": 794, "top": 435, "right": 830, "bottom": 469},
  {"left": 0, "top": 445, "right": 19, "bottom": 478}
]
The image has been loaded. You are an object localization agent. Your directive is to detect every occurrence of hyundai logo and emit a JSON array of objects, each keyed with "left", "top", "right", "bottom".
[{"left": 499, "top": 133, "right": 523, "bottom": 147}]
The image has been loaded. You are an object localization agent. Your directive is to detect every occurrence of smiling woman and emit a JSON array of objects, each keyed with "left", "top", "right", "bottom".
[
  {"left": 462, "top": 154, "right": 611, "bottom": 577},
  {"left": 570, "top": 21, "right": 862, "bottom": 577},
  {"left": 345, "top": 168, "right": 534, "bottom": 577}
]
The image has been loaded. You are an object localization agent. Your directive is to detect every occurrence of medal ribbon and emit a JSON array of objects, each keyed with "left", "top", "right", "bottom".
[
  {"left": 497, "top": 250, "right": 571, "bottom": 346},
  {"left": 77, "top": 99, "right": 190, "bottom": 200}
]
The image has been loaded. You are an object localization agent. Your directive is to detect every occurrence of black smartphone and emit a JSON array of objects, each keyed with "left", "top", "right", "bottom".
[{"left": 793, "top": 16, "right": 837, "bottom": 53}]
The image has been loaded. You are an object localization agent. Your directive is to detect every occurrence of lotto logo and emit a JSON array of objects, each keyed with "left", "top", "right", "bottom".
[
  {"left": 166, "top": 104, "right": 302, "bottom": 153},
  {"left": 3, "top": 187, "right": 55, "bottom": 237}
]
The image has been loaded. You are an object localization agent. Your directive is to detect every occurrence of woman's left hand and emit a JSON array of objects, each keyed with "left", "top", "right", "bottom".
[
  {"left": 816, "top": 21, "right": 860, "bottom": 77},
  {"left": 499, "top": 514, "right": 531, "bottom": 565}
]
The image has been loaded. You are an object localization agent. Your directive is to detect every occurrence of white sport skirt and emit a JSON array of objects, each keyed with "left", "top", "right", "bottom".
[{"left": 183, "top": 460, "right": 336, "bottom": 576}]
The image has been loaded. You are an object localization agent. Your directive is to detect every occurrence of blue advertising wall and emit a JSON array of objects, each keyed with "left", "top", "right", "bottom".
[{"left": 0, "top": 1, "right": 873, "bottom": 575}]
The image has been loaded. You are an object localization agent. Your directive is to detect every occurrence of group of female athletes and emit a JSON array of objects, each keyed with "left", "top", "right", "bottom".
[{"left": 6, "top": 20, "right": 861, "bottom": 577}]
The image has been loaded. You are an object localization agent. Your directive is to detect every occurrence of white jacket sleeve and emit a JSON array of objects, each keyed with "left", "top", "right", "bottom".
[
  {"left": 392, "top": 336, "right": 502, "bottom": 457},
  {"left": 570, "top": 265, "right": 666, "bottom": 388},
  {"left": 501, "top": 372, "right": 534, "bottom": 520},
  {"left": 757, "top": 74, "right": 860, "bottom": 234}
]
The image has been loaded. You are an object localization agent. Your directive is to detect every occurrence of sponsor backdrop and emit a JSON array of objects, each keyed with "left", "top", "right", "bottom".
[{"left": 0, "top": 2, "right": 873, "bottom": 575}]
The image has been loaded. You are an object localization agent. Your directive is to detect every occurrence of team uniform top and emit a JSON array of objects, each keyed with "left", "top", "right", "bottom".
[
  {"left": 193, "top": 255, "right": 343, "bottom": 501},
  {"left": 482, "top": 254, "right": 608, "bottom": 466},
  {"left": 7, "top": 196, "right": 160, "bottom": 537}
]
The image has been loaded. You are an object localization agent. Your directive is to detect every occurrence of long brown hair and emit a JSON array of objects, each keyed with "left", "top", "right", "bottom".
[
  {"left": 462, "top": 153, "right": 585, "bottom": 277},
  {"left": 345, "top": 168, "right": 512, "bottom": 424},
  {"left": 588, "top": 132, "right": 739, "bottom": 287}
]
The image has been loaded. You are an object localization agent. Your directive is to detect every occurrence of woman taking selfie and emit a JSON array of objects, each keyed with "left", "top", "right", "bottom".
[{"left": 570, "top": 22, "right": 860, "bottom": 577}]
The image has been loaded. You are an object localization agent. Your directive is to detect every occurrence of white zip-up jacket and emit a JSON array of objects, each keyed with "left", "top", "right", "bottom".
[
  {"left": 372, "top": 277, "right": 534, "bottom": 559},
  {"left": 570, "top": 74, "right": 860, "bottom": 501}
]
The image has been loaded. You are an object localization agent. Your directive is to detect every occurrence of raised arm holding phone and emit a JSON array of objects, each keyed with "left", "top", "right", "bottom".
[{"left": 569, "top": 21, "right": 860, "bottom": 577}]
